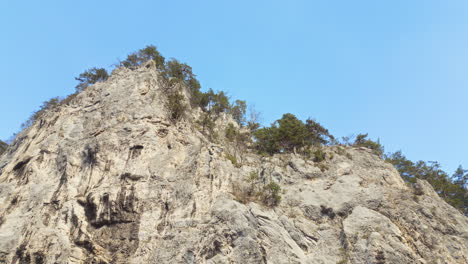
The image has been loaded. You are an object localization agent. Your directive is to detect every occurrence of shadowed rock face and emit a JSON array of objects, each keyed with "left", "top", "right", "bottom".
[
  {"left": 0, "top": 63, "right": 467, "bottom": 264},
  {"left": 0, "top": 140, "right": 7, "bottom": 156}
]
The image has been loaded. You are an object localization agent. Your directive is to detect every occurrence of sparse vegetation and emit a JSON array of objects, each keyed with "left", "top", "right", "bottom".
[
  {"left": 230, "top": 100, "right": 247, "bottom": 126},
  {"left": 224, "top": 123, "right": 250, "bottom": 163},
  {"left": 232, "top": 170, "right": 281, "bottom": 207},
  {"left": 166, "top": 92, "right": 186, "bottom": 122},
  {"left": 261, "top": 182, "right": 282, "bottom": 206},
  {"left": 317, "top": 163, "right": 329, "bottom": 172},
  {"left": 21, "top": 97, "right": 61, "bottom": 129},
  {"left": 120, "top": 45, "right": 165, "bottom": 70},
  {"left": 313, "top": 149, "right": 326, "bottom": 162},
  {"left": 353, "top": 133, "right": 384, "bottom": 157},
  {"left": 386, "top": 151, "right": 467, "bottom": 215},
  {"left": 198, "top": 112, "right": 215, "bottom": 133},
  {"left": 225, "top": 153, "right": 239, "bottom": 167},
  {"left": 75, "top": 67, "right": 109, "bottom": 92},
  {"left": 253, "top": 113, "right": 333, "bottom": 155},
  {"left": 248, "top": 171, "right": 259, "bottom": 182}
]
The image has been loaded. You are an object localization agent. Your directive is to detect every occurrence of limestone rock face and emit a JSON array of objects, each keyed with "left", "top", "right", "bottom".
[
  {"left": 0, "top": 63, "right": 467, "bottom": 264},
  {"left": 0, "top": 141, "right": 7, "bottom": 155}
]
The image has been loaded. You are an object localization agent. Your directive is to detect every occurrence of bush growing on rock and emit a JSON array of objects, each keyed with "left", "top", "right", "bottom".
[
  {"left": 262, "top": 182, "right": 282, "bottom": 207},
  {"left": 253, "top": 113, "right": 334, "bottom": 155},
  {"left": 305, "top": 118, "right": 334, "bottom": 145},
  {"left": 75, "top": 67, "right": 109, "bottom": 92},
  {"left": 353, "top": 133, "right": 384, "bottom": 157},
  {"left": 225, "top": 153, "right": 240, "bottom": 167},
  {"left": 386, "top": 151, "right": 467, "bottom": 215},
  {"left": 206, "top": 89, "right": 230, "bottom": 115},
  {"left": 120, "top": 45, "right": 165, "bottom": 70},
  {"left": 313, "top": 149, "right": 326, "bottom": 162},
  {"left": 164, "top": 59, "right": 204, "bottom": 108},
  {"left": 21, "top": 97, "right": 61, "bottom": 129},
  {"left": 166, "top": 92, "right": 186, "bottom": 122},
  {"left": 230, "top": 100, "right": 247, "bottom": 126}
]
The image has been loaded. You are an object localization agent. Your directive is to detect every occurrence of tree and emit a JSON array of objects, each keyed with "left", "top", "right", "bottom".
[
  {"left": 385, "top": 151, "right": 416, "bottom": 182},
  {"left": 230, "top": 100, "right": 247, "bottom": 126},
  {"left": 165, "top": 59, "right": 204, "bottom": 108},
  {"left": 166, "top": 92, "right": 186, "bottom": 122},
  {"left": 211, "top": 91, "right": 230, "bottom": 115},
  {"left": 21, "top": 97, "right": 61, "bottom": 129},
  {"left": 276, "top": 113, "right": 309, "bottom": 153},
  {"left": 121, "top": 45, "right": 165, "bottom": 70},
  {"left": 453, "top": 166, "right": 467, "bottom": 189},
  {"left": 165, "top": 59, "right": 191, "bottom": 80},
  {"left": 253, "top": 126, "right": 280, "bottom": 155},
  {"left": 353, "top": 133, "right": 384, "bottom": 157},
  {"left": 225, "top": 123, "right": 251, "bottom": 163},
  {"left": 305, "top": 118, "right": 334, "bottom": 145},
  {"left": 254, "top": 113, "right": 334, "bottom": 155},
  {"left": 139, "top": 45, "right": 165, "bottom": 69},
  {"left": 386, "top": 151, "right": 467, "bottom": 215},
  {"left": 75, "top": 68, "right": 109, "bottom": 92}
]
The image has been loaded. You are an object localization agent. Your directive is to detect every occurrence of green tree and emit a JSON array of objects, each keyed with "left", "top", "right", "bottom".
[
  {"left": 253, "top": 126, "right": 280, "bottom": 155},
  {"left": 165, "top": 59, "right": 204, "bottom": 108},
  {"left": 166, "top": 92, "right": 186, "bottom": 122},
  {"left": 22, "top": 97, "right": 61, "bottom": 129},
  {"left": 305, "top": 118, "right": 334, "bottom": 145},
  {"left": 386, "top": 151, "right": 467, "bottom": 215},
  {"left": 276, "top": 113, "right": 309, "bottom": 153},
  {"left": 139, "top": 45, "right": 165, "bottom": 69},
  {"left": 75, "top": 67, "right": 109, "bottom": 92},
  {"left": 230, "top": 100, "right": 247, "bottom": 126},
  {"left": 262, "top": 182, "right": 282, "bottom": 206},
  {"left": 385, "top": 151, "right": 417, "bottom": 183},
  {"left": 225, "top": 123, "right": 251, "bottom": 163},
  {"left": 211, "top": 91, "right": 230, "bottom": 115},
  {"left": 254, "top": 113, "right": 334, "bottom": 155},
  {"left": 453, "top": 166, "right": 467, "bottom": 188},
  {"left": 121, "top": 45, "right": 165, "bottom": 70},
  {"left": 198, "top": 112, "right": 215, "bottom": 134},
  {"left": 353, "top": 133, "right": 384, "bottom": 157}
]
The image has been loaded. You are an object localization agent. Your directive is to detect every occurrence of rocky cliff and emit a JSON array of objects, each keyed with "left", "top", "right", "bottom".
[
  {"left": 0, "top": 141, "right": 7, "bottom": 156},
  {"left": 0, "top": 62, "right": 467, "bottom": 264}
]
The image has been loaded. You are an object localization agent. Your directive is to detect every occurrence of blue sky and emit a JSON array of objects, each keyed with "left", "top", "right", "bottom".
[{"left": 0, "top": 1, "right": 466, "bottom": 173}]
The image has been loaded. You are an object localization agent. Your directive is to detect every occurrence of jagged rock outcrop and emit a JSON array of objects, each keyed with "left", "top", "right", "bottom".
[
  {"left": 0, "top": 140, "right": 7, "bottom": 155},
  {"left": 0, "top": 62, "right": 467, "bottom": 264}
]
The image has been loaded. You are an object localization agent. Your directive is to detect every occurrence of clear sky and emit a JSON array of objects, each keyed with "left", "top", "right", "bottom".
[{"left": 0, "top": 1, "right": 466, "bottom": 173}]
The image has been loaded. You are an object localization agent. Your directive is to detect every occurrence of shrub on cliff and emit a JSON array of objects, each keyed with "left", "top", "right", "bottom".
[
  {"left": 353, "top": 133, "right": 384, "bottom": 157},
  {"left": 254, "top": 113, "right": 334, "bottom": 155},
  {"left": 75, "top": 67, "right": 109, "bottom": 92},
  {"left": 120, "top": 45, "right": 165, "bottom": 70},
  {"left": 164, "top": 59, "right": 205, "bottom": 108},
  {"left": 21, "top": 97, "right": 61, "bottom": 129},
  {"left": 386, "top": 151, "right": 467, "bottom": 215},
  {"left": 262, "top": 182, "right": 282, "bottom": 207},
  {"left": 230, "top": 100, "right": 247, "bottom": 126},
  {"left": 166, "top": 92, "right": 186, "bottom": 122}
]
